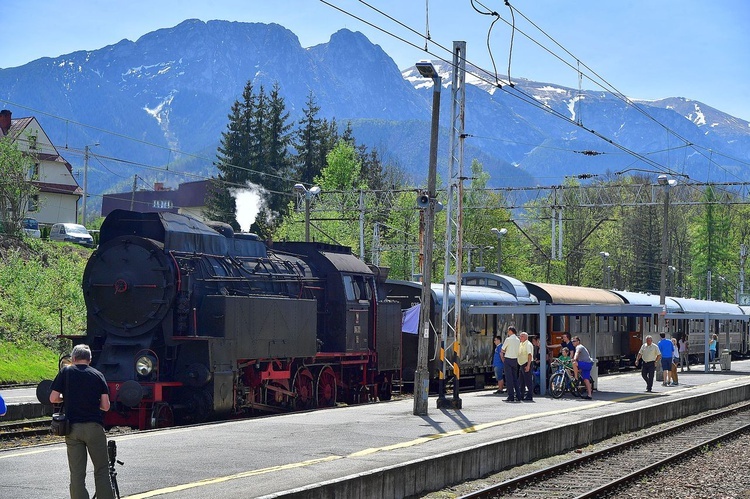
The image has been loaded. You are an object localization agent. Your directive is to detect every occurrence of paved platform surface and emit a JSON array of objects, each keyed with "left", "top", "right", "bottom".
[{"left": 1, "top": 361, "right": 749, "bottom": 499}]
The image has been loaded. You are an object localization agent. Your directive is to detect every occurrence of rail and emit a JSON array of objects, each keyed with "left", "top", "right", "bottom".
[{"left": 459, "top": 401, "right": 750, "bottom": 498}]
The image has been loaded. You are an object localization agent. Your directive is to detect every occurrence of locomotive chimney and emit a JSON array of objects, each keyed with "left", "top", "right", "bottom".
[{"left": 0, "top": 110, "right": 11, "bottom": 136}]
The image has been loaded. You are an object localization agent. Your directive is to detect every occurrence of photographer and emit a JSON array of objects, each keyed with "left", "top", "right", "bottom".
[{"left": 50, "top": 344, "right": 114, "bottom": 499}]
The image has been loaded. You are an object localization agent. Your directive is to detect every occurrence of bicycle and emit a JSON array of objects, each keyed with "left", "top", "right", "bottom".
[{"left": 548, "top": 359, "right": 587, "bottom": 398}]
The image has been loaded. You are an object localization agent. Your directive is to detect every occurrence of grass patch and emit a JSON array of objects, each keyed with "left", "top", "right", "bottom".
[
  {"left": 0, "top": 340, "right": 59, "bottom": 383},
  {"left": 0, "top": 236, "right": 91, "bottom": 383}
]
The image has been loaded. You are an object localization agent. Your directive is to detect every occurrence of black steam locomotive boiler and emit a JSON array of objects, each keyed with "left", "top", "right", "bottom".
[{"left": 64, "top": 210, "right": 400, "bottom": 429}]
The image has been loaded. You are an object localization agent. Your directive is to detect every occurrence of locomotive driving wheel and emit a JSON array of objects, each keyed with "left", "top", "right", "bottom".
[
  {"left": 263, "top": 380, "right": 293, "bottom": 409},
  {"left": 315, "top": 366, "right": 337, "bottom": 408},
  {"left": 150, "top": 402, "right": 174, "bottom": 428},
  {"left": 292, "top": 367, "right": 314, "bottom": 410}
]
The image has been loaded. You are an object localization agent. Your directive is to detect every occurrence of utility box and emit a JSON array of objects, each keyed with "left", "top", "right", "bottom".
[{"left": 720, "top": 349, "right": 731, "bottom": 371}]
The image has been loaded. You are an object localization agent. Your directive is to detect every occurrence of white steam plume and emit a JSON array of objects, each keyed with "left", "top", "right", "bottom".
[{"left": 230, "top": 183, "right": 268, "bottom": 233}]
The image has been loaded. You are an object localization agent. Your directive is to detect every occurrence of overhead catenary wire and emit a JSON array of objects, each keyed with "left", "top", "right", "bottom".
[
  {"left": 472, "top": 0, "right": 742, "bottom": 183},
  {"left": 343, "top": 0, "right": 742, "bottom": 183},
  {"left": 330, "top": 1, "right": 688, "bottom": 180}
]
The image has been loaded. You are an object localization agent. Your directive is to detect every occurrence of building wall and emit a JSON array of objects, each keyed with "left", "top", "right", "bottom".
[{"left": 32, "top": 191, "right": 78, "bottom": 224}]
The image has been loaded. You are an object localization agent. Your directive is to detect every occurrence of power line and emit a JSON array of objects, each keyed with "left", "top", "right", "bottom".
[{"left": 333, "top": 0, "right": 743, "bottom": 183}]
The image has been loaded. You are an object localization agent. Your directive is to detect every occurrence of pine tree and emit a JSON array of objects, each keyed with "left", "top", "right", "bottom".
[
  {"left": 263, "top": 82, "right": 293, "bottom": 216},
  {"left": 293, "top": 92, "right": 322, "bottom": 185},
  {"left": 205, "top": 81, "right": 293, "bottom": 234},
  {"left": 204, "top": 87, "right": 255, "bottom": 228}
]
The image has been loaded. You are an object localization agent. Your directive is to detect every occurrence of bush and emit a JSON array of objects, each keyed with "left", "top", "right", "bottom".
[{"left": 0, "top": 236, "right": 90, "bottom": 381}]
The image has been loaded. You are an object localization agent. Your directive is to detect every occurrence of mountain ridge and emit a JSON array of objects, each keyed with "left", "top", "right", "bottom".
[{"left": 1, "top": 19, "right": 748, "bottom": 198}]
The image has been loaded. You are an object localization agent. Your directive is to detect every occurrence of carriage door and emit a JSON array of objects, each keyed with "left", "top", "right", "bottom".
[{"left": 343, "top": 274, "right": 371, "bottom": 352}]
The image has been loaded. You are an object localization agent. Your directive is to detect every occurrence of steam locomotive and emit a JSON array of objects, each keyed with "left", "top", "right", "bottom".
[{"left": 56, "top": 210, "right": 401, "bottom": 429}]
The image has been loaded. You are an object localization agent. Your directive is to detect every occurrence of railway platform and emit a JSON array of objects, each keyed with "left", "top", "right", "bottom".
[{"left": 1, "top": 360, "right": 749, "bottom": 499}]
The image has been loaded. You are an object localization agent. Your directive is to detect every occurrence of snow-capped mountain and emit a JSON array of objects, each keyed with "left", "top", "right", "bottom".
[{"left": 1, "top": 19, "right": 748, "bottom": 195}]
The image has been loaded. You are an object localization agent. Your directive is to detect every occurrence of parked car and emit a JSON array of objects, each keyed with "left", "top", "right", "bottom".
[
  {"left": 49, "top": 223, "right": 95, "bottom": 247},
  {"left": 22, "top": 217, "right": 41, "bottom": 238}
]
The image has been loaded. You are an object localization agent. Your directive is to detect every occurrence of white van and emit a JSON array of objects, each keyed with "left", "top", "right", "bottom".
[
  {"left": 22, "top": 217, "right": 41, "bottom": 238},
  {"left": 49, "top": 223, "right": 95, "bottom": 247}
]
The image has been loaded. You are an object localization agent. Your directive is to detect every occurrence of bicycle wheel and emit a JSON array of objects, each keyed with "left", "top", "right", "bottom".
[
  {"left": 549, "top": 372, "right": 565, "bottom": 398},
  {"left": 569, "top": 377, "right": 582, "bottom": 397}
]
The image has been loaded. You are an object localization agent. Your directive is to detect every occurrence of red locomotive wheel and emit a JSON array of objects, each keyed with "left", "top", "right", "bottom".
[
  {"left": 316, "top": 366, "right": 337, "bottom": 408},
  {"left": 292, "top": 368, "right": 314, "bottom": 410}
]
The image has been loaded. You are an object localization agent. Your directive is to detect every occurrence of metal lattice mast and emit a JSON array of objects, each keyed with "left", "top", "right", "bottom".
[{"left": 438, "top": 42, "right": 467, "bottom": 409}]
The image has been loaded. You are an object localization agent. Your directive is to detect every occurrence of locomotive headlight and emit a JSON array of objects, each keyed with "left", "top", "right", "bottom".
[
  {"left": 135, "top": 355, "right": 155, "bottom": 376},
  {"left": 58, "top": 356, "right": 73, "bottom": 371}
]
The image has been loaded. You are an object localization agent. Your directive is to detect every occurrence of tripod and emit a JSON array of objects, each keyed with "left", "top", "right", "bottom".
[{"left": 93, "top": 439, "right": 124, "bottom": 499}]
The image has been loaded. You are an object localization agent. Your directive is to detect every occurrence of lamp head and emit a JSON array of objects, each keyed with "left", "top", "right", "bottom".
[
  {"left": 309, "top": 186, "right": 321, "bottom": 196},
  {"left": 599, "top": 251, "right": 609, "bottom": 258},
  {"left": 294, "top": 183, "right": 306, "bottom": 193},
  {"left": 657, "top": 175, "right": 677, "bottom": 187},
  {"left": 415, "top": 60, "right": 438, "bottom": 79},
  {"left": 491, "top": 227, "right": 508, "bottom": 237}
]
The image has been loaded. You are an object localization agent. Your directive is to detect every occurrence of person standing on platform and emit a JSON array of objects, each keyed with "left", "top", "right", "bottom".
[
  {"left": 50, "top": 344, "right": 114, "bottom": 499},
  {"left": 679, "top": 333, "right": 690, "bottom": 372},
  {"left": 518, "top": 332, "right": 534, "bottom": 401},
  {"left": 636, "top": 335, "right": 661, "bottom": 392},
  {"left": 709, "top": 334, "right": 718, "bottom": 370},
  {"left": 657, "top": 332, "right": 674, "bottom": 386},
  {"left": 571, "top": 336, "right": 594, "bottom": 399},
  {"left": 500, "top": 326, "right": 522, "bottom": 402},
  {"left": 492, "top": 335, "right": 505, "bottom": 394},
  {"left": 671, "top": 337, "right": 679, "bottom": 386}
]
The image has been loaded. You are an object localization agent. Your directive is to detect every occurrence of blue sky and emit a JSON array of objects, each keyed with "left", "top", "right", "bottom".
[{"left": 4, "top": 0, "right": 749, "bottom": 121}]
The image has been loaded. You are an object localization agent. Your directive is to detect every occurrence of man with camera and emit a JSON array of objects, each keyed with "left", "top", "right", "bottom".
[{"left": 50, "top": 344, "right": 114, "bottom": 499}]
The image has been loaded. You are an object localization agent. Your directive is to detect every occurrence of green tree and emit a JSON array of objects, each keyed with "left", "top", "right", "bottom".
[
  {"left": 204, "top": 85, "right": 255, "bottom": 228},
  {"left": 691, "top": 186, "right": 733, "bottom": 299},
  {"left": 0, "top": 136, "right": 37, "bottom": 235},
  {"left": 205, "top": 81, "right": 293, "bottom": 236},
  {"left": 293, "top": 92, "right": 340, "bottom": 186},
  {"left": 293, "top": 92, "right": 322, "bottom": 185}
]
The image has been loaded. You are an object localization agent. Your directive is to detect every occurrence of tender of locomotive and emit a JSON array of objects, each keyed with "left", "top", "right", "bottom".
[{"left": 53, "top": 210, "right": 400, "bottom": 429}]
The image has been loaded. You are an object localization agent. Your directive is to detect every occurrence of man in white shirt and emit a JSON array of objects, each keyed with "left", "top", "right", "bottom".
[
  {"left": 518, "top": 332, "right": 534, "bottom": 401},
  {"left": 500, "top": 326, "right": 522, "bottom": 402}
]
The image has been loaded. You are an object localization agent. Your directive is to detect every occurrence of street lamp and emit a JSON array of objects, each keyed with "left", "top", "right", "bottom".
[
  {"left": 668, "top": 265, "right": 677, "bottom": 296},
  {"left": 599, "top": 251, "right": 610, "bottom": 288},
  {"left": 478, "top": 245, "right": 493, "bottom": 271},
  {"left": 490, "top": 227, "right": 508, "bottom": 273},
  {"left": 294, "top": 183, "right": 321, "bottom": 242},
  {"left": 658, "top": 174, "right": 676, "bottom": 332},
  {"left": 81, "top": 142, "right": 99, "bottom": 225},
  {"left": 413, "top": 60, "right": 441, "bottom": 416}
]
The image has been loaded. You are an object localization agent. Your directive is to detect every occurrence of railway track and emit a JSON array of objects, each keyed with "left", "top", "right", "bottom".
[
  {"left": 0, "top": 418, "right": 56, "bottom": 441},
  {"left": 459, "top": 401, "right": 750, "bottom": 499}
]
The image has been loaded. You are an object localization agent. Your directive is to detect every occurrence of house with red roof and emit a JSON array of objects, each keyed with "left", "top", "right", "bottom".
[{"left": 1, "top": 110, "right": 81, "bottom": 225}]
